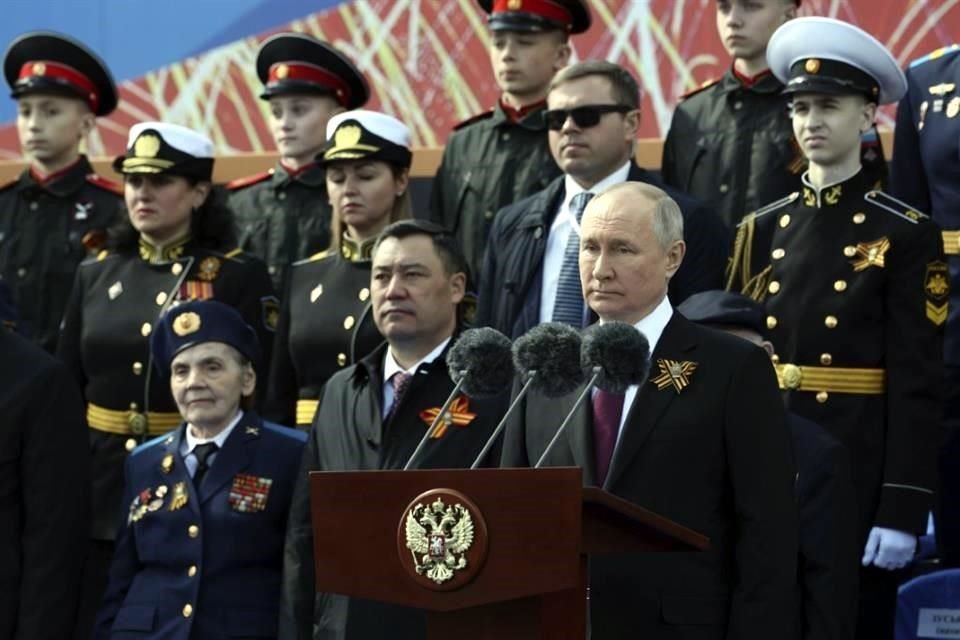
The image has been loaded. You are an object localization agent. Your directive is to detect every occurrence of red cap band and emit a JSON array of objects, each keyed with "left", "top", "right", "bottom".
[
  {"left": 18, "top": 60, "right": 100, "bottom": 112},
  {"left": 267, "top": 62, "right": 351, "bottom": 107},
  {"left": 491, "top": 0, "right": 573, "bottom": 27}
]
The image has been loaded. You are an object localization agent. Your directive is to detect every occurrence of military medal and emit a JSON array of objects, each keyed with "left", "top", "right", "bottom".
[
  {"left": 169, "top": 481, "right": 189, "bottom": 511},
  {"left": 196, "top": 256, "right": 221, "bottom": 282},
  {"left": 850, "top": 237, "right": 891, "bottom": 271},
  {"left": 650, "top": 359, "right": 699, "bottom": 393},
  {"left": 310, "top": 284, "right": 323, "bottom": 303},
  {"left": 161, "top": 454, "right": 174, "bottom": 474},
  {"left": 919, "top": 101, "right": 929, "bottom": 130},
  {"left": 948, "top": 97, "right": 960, "bottom": 119},
  {"left": 128, "top": 488, "right": 153, "bottom": 524},
  {"left": 229, "top": 474, "right": 273, "bottom": 513}
]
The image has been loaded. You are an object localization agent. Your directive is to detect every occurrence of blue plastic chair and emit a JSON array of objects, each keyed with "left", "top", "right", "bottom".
[{"left": 895, "top": 569, "right": 960, "bottom": 639}]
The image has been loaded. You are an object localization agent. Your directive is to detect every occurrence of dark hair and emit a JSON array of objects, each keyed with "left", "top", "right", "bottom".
[
  {"left": 374, "top": 219, "right": 470, "bottom": 281},
  {"left": 549, "top": 60, "right": 641, "bottom": 109},
  {"left": 106, "top": 181, "right": 238, "bottom": 252}
]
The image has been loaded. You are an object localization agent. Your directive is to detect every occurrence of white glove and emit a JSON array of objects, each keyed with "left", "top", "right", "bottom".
[{"left": 861, "top": 526, "right": 917, "bottom": 570}]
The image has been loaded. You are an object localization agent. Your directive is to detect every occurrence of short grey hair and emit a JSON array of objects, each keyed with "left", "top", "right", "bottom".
[{"left": 595, "top": 182, "right": 683, "bottom": 249}]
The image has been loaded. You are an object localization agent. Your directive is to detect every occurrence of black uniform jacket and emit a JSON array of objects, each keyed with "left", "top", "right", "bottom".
[
  {"left": 229, "top": 162, "right": 333, "bottom": 290},
  {"left": 0, "top": 156, "right": 123, "bottom": 352},
  {"left": 0, "top": 329, "right": 88, "bottom": 640},
  {"left": 279, "top": 340, "right": 509, "bottom": 640},
  {"left": 57, "top": 240, "right": 277, "bottom": 540},
  {"left": 662, "top": 70, "right": 888, "bottom": 231},
  {"left": 500, "top": 313, "right": 798, "bottom": 639},
  {"left": 429, "top": 102, "right": 561, "bottom": 276},
  {"left": 477, "top": 163, "right": 730, "bottom": 337},
  {"left": 726, "top": 170, "right": 945, "bottom": 537},
  {"left": 265, "top": 237, "right": 383, "bottom": 428}
]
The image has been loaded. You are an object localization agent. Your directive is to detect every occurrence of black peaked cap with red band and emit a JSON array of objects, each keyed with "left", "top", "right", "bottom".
[
  {"left": 477, "top": 0, "right": 591, "bottom": 34},
  {"left": 4, "top": 30, "right": 118, "bottom": 116},
  {"left": 256, "top": 33, "right": 369, "bottom": 109}
]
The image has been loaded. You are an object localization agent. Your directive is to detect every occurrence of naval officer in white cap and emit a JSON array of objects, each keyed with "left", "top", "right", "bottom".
[{"left": 725, "top": 17, "right": 946, "bottom": 640}]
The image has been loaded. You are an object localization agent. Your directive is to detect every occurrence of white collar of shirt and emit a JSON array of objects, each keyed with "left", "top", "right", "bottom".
[
  {"left": 382, "top": 337, "right": 452, "bottom": 417},
  {"left": 554, "top": 161, "right": 633, "bottom": 234},
  {"left": 180, "top": 410, "right": 243, "bottom": 471}
]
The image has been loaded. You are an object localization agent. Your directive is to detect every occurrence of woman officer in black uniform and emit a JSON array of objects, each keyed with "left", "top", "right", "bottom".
[
  {"left": 57, "top": 121, "right": 276, "bottom": 639},
  {"left": 266, "top": 110, "right": 412, "bottom": 428}
]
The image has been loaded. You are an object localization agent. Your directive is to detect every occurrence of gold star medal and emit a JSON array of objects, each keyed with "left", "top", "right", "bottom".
[{"left": 650, "top": 359, "right": 699, "bottom": 394}]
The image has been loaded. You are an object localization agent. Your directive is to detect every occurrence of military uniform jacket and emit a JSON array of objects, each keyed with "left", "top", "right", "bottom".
[
  {"left": 93, "top": 413, "right": 306, "bottom": 640},
  {"left": 0, "top": 156, "right": 123, "bottom": 352},
  {"left": 265, "top": 237, "right": 383, "bottom": 428},
  {"left": 726, "top": 170, "right": 946, "bottom": 537},
  {"left": 662, "top": 70, "right": 888, "bottom": 231},
  {"left": 891, "top": 45, "right": 960, "bottom": 367},
  {"left": 57, "top": 241, "right": 277, "bottom": 540},
  {"left": 476, "top": 163, "right": 730, "bottom": 337},
  {"left": 229, "top": 163, "right": 332, "bottom": 290},
  {"left": 279, "top": 340, "right": 509, "bottom": 640},
  {"left": 429, "top": 102, "right": 562, "bottom": 276}
]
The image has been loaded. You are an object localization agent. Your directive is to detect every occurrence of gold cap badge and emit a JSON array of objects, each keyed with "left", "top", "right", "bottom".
[
  {"left": 507, "top": 0, "right": 523, "bottom": 9},
  {"left": 173, "top": 311, "right": 201, "bottom": 336},
  {"left": 275, "top": 63, "right": 289, "bottom": 79},
  {"left": 334, "top": 124, "right": 363, "bottom": 150},
  {"left": 32, "top": 62, "right": 46, "bottom": 76},
  {"left": 134, "top": 133, "right": 161, "bottom": 159},
  {"left": 804, "top": 58, "right": 821, "bottom": 74}
]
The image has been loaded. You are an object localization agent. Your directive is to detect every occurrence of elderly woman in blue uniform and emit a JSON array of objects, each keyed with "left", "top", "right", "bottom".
[
  {"left": 265, "top": 110, "right": 412, "bottom": 427},
  {"left": 725, "top": 17, "right": 945, "bottom": 640},
  {"left": 57, "top": 122, "right": 277, "bottom": 638},
  {"left": 93, "top": 300, "right": 306, "bottom": 639}
]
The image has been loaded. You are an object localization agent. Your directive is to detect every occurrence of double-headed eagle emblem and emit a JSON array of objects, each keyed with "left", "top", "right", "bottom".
[{"left": 404, "top": 497, "right": 475, "bottom": 585}]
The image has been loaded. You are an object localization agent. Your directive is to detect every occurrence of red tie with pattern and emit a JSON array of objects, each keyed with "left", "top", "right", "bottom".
[{"left": 592, "top": 389, "right": 625, "bottom": 486}]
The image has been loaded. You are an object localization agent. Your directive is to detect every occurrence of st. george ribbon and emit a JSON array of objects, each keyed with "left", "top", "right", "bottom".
[
  {"left": 470, "top": 322, "right": 587, "bottom": 469},
  {"left": 534, "top": 321, "right": 651, "bottom": 469},
  {"left": 402, "top": 327, "right": 515, "bottom": 470}
]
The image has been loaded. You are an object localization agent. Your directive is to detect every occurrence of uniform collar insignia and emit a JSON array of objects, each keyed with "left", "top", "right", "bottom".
[
  {"left": 419, "top": 396, "right": 477, "bottom": 439},
  {"left": 850, "top": 237, "right": 890, "bottom": 271},
  {"left": 340, "top": 234, "right": 376, "bottom": 263},
  {"left": 650, "top": 359, "right": 698, "bottom": 393},
  {"left": 800, "top": 170, "right": 862, "bottom": 209},
  {"left": 139, "top": 235, "right": 191, "bottom": 263},
  {"left": 245, "top": 425, "right": 260, "bottom": 436}
]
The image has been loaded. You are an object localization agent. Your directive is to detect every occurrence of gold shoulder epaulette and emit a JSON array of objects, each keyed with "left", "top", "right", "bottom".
[
  {"left": 735, "top": 192, "right": 800, "bottom": 228},
  {"left": 96, "top": 249, "right": 110, "bottom": 261},
  {"left": 223, "top": 247, "right": 243, "bottom": 259},
  {"left": 864, "top": 191, "right": 928, "bottom": 224},
  {"left": 293, "top": 249, "right": 333, "bottom": 266}
]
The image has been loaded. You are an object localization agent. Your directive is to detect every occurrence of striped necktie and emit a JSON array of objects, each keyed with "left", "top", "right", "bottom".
[{"left": 552, "top": 191, "right": 594, "bottom": 326}]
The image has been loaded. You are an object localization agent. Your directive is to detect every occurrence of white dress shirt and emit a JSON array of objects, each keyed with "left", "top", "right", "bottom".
[
  {"left": 180, "top": 410, "right": 244, "bottom": 477},
  {"left": 539, "top": 161, "right": 633, "bottom": 323},
  {"left": 381, "top": 337, "right": 452, "bottom": 418}
]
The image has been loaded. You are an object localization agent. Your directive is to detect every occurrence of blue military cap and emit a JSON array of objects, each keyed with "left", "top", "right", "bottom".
[
  {"left": 677, "top": 290, "right": 766, "bottom": 335},
  {"left": 151, "top": 300, "right": 260, "bottom": 373}
]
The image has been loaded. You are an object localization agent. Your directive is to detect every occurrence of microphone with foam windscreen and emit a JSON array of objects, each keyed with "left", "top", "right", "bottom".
[
  {"left": 403, "top": 328, "right": 515, "bottom": 470},
  {"left": 534, "top": 321, "right": 651, "bottom": 468},
  {"left": 470, "top": 322, "right": 585, "bottom": 468}
]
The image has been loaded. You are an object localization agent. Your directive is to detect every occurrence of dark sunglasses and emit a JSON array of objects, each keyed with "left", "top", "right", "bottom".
[{"left": 543, "top": 104, "right": 633, "bottom": 130}]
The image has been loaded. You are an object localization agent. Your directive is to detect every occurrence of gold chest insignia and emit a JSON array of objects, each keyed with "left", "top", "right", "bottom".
[
  {"left": 419, "top": 396, "right": 477, "bottom": 439},
  {"left": 169, "top": 481, "right": 189, "bottom": 511},
  {"left": 850, "top": 237, "right": 891, "bottom": 271},
  {"left": 161, "top": 453, "right": 175, "bottom": 474},
  {"left": 650, "top": 359, "right": 698, "bottom": 393},
  {"left": 196, "top": 256, "right": 221, "bottom": 282},
  {"left": 925, "top": 260, "right": 950, "bottom": 326},
  {"left": 404, "top": 497, "right": 475, "bottom": 585}
]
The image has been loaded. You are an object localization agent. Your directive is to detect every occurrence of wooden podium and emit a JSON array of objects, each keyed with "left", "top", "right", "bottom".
[{"left": 309, "top": 467, "right": 708, "bottom": 639}]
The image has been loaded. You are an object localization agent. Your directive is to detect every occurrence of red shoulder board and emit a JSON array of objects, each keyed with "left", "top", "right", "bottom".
[
  {"left": 85, "top": 174, "right": 123, "bottom": 195},
  {"left": 226, "top": 169, "right": 274, "bottom": 191},
  {"left": 680, "top": 77, "right": 721, "bottom": 101},
  {"left": 453, "top": 109, "right": 494, "bottom": 131}
]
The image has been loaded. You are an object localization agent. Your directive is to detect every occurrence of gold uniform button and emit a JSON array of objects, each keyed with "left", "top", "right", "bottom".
[
  {"left": 155, "top": 291, "right": 167, "bottom": 306},
  {"left": 766, "top": 315, "right": 778, "bottom": 330},
  {"left": 825, "top": 315, "right": 838, "bottom": 329},
  {"left": 171, "top": 263, "right": 183, "bottom": 276},
  {"left": 820, "top": 353, "right": 833, "bottom": 366},
  {"left": 779, "top": 214, "right": 791, "bottom": 228},
  {"left": 834, "top": 280, "right": 848, "bottom": 292},
  {"left": 853, "top": 212, "right": 866, "bottom": 224},
  {"left": 343, "top": 316, "right": 355, "bottom": 330},
  {"left": 182, "top": 604, "right": 193, "bottom": 618},
  {"left": 125, "top": 438, "right": 137, "bottom": 452},
  {"left": 187, "top": 565, "right": 197, "bottom": 577},
  {"left": 816, "top": 391, "right": 829, "bottom": 404},
  {"left": 337, "top": 353, "right": 347, "bottom": 367},
  {"left": 129, "top": 402, "right": 139, "bottom": 411},
  {"left": 358, "top": 287, "right": 370, "bottom": 302},
  {"left": 843, "top": 245, "right": 857, "bottom": 257},
  {"left": 188, "top": 525, "right": 199, "bottom": 538},
  {"left": 772, "top": 248, "right": 786, "bottom": 260},
  {"left": 132, "top": 361, "right": 143, "bottom": 375},
  {"left": 771, "top": 354, "right": 780, "bottom": 364},
  {"left": 768, "top": 281, "right": 781, "bottom": 295},
  {"left": 141, "top": 322, "right": 152, "bottom": 337},
  {"left": 484, "top": 209, "right": 494, "bottom": 220},
  {"left": 719, "top": 183, "right": 729, "bottom": 193}
]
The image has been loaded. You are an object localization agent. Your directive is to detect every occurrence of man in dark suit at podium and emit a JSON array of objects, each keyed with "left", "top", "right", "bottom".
[{"left": 501, "top": 182, "right": 798, "bottom": 639}]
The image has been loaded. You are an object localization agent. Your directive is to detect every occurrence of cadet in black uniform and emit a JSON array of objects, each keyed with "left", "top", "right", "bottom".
[
  {"left": 725, "top": 18, "right": 945, "bottom": 640},
  {"left": 266, "top": 110, "right": 413, "bottom": 428},
  {"left": 429, "top": 0, "right": 590, "bottom": 276},
  {"left": 58, "top": 122, "right": 276, "bottom": 639},
  {"left": 228, "top": 33, "right": 369, "bottom": 290},
  {"left": 0, "top": 31, "right": 124, "bottom": 352}
]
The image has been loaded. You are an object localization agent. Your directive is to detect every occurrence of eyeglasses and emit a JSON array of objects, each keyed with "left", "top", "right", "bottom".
[{"left": 543, "top": 104, "right": 633, "bottom": 131}]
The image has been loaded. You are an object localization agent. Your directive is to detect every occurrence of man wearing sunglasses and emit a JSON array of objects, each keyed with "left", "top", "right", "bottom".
[
  {"left": 429, "top": 0, "right": 590, "bottom": 278},
  {"left": 477, "top": 60, "right": 728, "bottom": 337}
]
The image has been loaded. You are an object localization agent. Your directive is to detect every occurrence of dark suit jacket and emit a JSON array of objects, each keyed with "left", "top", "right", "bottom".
[
  {"left": 0, "top": 330, "right": 88, "bottom": 640},
  {"left": 477, "top": 163, "right": 729, "bottom": 337},
  {"left": 501, "top": 313, "right": 798, "bottom": 639},
  {"left": 93, "top": 413, "right": 306, "bottom": 640}
]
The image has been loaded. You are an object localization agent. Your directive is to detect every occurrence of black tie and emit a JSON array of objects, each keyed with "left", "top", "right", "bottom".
[{"left": 192, "top": 442, "right": 219, "bottom": 486}]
